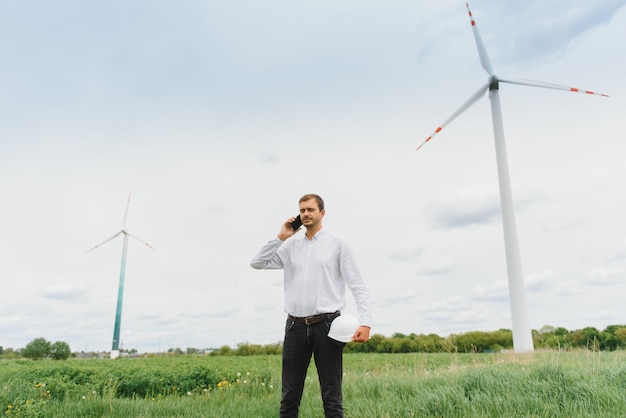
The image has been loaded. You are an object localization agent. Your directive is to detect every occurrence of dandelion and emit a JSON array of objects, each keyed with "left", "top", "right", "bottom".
[
  {"left": 187, "top": 391, "right": 192, "bottom": 396},
  {"left": 269, "top": 384, "right": 274, "bottom": 389},
  {"left": 82, "top": 396, "right": 86, "bottom": 400},
  {"left": 217, "top": 380, "right": 229, "bottom": 389},
  {"left": 243, "top": 380, "right": 248, "bottom": 384}
]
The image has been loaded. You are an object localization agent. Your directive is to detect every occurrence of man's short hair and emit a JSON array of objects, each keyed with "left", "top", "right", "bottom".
[{"left": 299, "top": 194, "right": 324, "bottom": 211}]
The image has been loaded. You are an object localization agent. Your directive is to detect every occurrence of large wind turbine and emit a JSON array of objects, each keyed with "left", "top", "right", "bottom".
[
  {"left": 418, "top": 3, "right": 608, "bottom": 353},
  {"left": 88, "top": 193, "right": 156, "bottom": 359}
]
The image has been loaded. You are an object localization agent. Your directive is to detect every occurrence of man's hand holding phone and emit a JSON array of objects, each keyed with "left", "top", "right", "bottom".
[{"left": 278, "top": 215, "right": 302, "bottom": 241}]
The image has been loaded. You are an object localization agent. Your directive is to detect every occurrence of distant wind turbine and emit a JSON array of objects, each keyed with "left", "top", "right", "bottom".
[
  {"left": 88, "top": 192, "right": 156, "bottom": 359},
  {"left": 417, "top": 3, "right": 608, "bottom": 353}
]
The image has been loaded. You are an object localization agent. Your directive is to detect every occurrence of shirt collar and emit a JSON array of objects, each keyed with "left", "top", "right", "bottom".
[{"left": 305, "top": 228, "right": 326, "bottom": 242}]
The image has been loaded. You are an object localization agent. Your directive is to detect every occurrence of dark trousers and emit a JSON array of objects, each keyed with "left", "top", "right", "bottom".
[{"left": 280, "top": 316, "right": 346, "bottom": 418}]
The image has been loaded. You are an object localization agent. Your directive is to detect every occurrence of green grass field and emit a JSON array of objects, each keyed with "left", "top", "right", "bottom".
[{"left": 2, "top": 350, "right": 625, "bottom": 417}]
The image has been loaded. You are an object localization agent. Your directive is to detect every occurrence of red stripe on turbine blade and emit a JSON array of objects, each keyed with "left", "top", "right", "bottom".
[
  {"left": 416, "top": 137, "right": 431, "bottom": 151},
  {"left": 435, "top": 127, "right": 442, "bottom": 133},
  {"left": 569, "top": 87, "right": 609, "bottom": 97}
]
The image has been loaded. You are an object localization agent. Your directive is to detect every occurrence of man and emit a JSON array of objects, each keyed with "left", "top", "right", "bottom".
[{"left": 250, "top": 193, "right": 372, "bottom": 418}]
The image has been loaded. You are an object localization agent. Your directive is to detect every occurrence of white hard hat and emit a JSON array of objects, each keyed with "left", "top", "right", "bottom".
[{"left": 328, "top": 314, "right": 359, "bottom": 343}]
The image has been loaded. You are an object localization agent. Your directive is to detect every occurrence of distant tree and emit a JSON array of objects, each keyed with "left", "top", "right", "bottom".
[
  {"left": 414, "top": 333, "right": 444, "bottom": 353},
  {"left": 22, "top": 338, "right": 52, "bottom": 360},
  {"left": 599, "top": 325, "right": 626, "bottom": 350},
  {"left": 614, "top": 328, "right": 626, "bottom": 348},
  {"left": 554, "top": 327, "right": 569, "bottom": 336},
  {"left": 167, "top": 347, "right": 184, "bottom": 355},
  {"left": 1, "top": 348, "right": 18, "bottom": 358},
  {"left": 570, "top": 327, "right": 601, "bottom": 350},
  {"left": 0, "top": 346, "right": 3, "bottom": 356},
  {"left": 50, "top": 341, "right": 71, "bottom": 360}
]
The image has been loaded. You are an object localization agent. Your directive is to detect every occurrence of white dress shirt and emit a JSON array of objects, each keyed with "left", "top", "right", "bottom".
[{"left": 250, "top": 229, "right": 372, "bottom": 327}]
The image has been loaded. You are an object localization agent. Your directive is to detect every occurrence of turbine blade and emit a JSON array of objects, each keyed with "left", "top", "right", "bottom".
[
  {"left": 417, "top": 81, "right": 490, "bottom": 151},
  {"left": 498, "top": 77, "right": 609, "bottom": 97},
  {"left": 126, "top": 231, "right": 157, "bottom": 251},
  {"left": 466, "top": 2, "right": 493, "bottom": 75},
  {"left": 87, "top": 231, "right": 123, "bottom": 253},
  {"left": 123, "top": 191, "right": 132, "bottom": 228}
]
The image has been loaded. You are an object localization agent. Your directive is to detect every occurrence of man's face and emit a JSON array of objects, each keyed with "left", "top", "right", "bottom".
[{"left": 299, "top": 199, "right": 325, "bottom": 229}]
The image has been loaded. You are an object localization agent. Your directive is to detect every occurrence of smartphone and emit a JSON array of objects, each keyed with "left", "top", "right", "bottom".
[{"left": 291, "top": 215, "right": 303, "bottom": 231}]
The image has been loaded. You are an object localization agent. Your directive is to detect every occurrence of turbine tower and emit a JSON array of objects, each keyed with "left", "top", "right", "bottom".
[
  {"left": 88, "top": 192, "right": 156, "bottom": 359},
  {"left": 418, "top": 3, "right": 608, "bottom": 352}
]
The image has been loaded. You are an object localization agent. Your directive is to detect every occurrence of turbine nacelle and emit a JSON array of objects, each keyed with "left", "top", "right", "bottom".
[{"left": 489, "top": 75, "right": 500, "bottom": 91}]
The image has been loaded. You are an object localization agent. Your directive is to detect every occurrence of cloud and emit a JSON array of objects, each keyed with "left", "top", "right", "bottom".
[
  {"left": 253, "top": 303, "right": 281, "bottom": 312},
  {"left": 255, "top": 151, "right": 281, "bottom": 164},
  {"left": 380, "top": 289, "right": 420, "bottom": 305},
  {"left": 612, "top": 239, "right": 626, "bottom": 260},
  {"left": 421, "top": 298, "right": 495, "bottom": 329},
  {"left": 525, "top": 269, "right": 558, "bottom": 292},
  {"left": 469, "top": 280, "right": 509, "bottom": 303},
  {"left": 584, "top": 266, "right": 624, "bottom": 286},
  {"left": 555, "top": 281, "right": 585, "bottom": 297},
  {"left": 40, "top": 283, "right": 88, "bottom": 300},
  {"left": 416, "top": 258, "right": 454, "bottom": 276},
  {"left": 482, "top": 1, "right": 626, "bottom": 63},
  {"left": 387, "top": 246, "right": 426, "bottom": 262},
  {"left": 429, "top": 187, "right": 500, "bottom": 228},
  {"left": 587, "top": 309, "right": 620, "bottom": 321}
]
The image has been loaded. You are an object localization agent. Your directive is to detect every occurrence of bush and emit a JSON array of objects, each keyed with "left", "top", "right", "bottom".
[
  {"left": 20, "top": 338, "right": 71, "bottom": 360},
  {"left": 50, "top": 341, "right": 72, "bottom": 360},
  {"left": 22, "top": 337, "right": 52, "bottom": 360}
]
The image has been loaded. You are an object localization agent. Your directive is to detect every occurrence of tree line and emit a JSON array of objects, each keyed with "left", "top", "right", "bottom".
[
  {"left": 1, "top": 337, "right": 71, "bottom": 360},
  {"left": 210, "top": 324, "right": 626, "bottom": 356},
  {"left": 3, "top": 324, "right": 625, "bottom": 359}
]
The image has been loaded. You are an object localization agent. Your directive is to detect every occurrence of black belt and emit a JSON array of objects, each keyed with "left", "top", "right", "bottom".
[{"left": 288, "top": 311, "right": 340, "bottom": 325}]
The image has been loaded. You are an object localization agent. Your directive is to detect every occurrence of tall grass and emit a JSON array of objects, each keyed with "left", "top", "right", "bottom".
[{"left": 1, "top": 350, "right": 624, "bottom": 417}]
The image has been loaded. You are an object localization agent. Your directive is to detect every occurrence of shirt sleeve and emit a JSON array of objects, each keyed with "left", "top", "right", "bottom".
[
  {"left": 250, "top": 238, "right": 285, "bottom": 270},
  {"left": 339, "top": 240, "right": 372, "bottom": 327}
]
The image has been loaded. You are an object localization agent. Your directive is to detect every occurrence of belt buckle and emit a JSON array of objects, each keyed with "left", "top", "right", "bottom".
[{"left": 304, "top": 316, "right": 314, "bottom": 325}]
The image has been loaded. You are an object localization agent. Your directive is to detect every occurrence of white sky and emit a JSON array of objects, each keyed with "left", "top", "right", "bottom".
[{"left": 1, "top": 0, "right": 625, "bottom": 353}]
